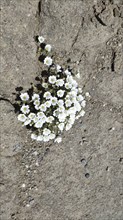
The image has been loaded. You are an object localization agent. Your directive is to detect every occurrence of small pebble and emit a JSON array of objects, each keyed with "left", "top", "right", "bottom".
[{"left": 21, "top": 184, "right": 26, "bottom": 188}]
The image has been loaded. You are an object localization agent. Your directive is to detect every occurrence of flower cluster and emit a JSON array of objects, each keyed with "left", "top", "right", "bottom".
[{"left": 17, "top": 36, "right": 86, "bottom": 143}]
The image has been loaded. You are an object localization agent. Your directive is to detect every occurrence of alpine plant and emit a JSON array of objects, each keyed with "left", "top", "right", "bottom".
[{"left": 17, "top": 36, "right": 86, "bottom": 143}]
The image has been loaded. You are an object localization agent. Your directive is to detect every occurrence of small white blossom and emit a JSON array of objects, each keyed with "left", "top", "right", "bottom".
[
  {"left": 74, "top": 101, "right": 81, "bottom": 112},
  {"left": 44, "top": 57, "right": 52, "bottom": 66},
  {"left": 43, "top": 135, "right": 50, "bottom": 142},
  {"left": 56, "top": 79, "right": 64, "bottom": 87},
  {"left": 58, "top": 123, "right": 64, "bottom": 131},
  {"left": 33, "top": 116, "right": 39, "bottom": 123},
  {"left": 34, "top": 100, "right": 40, "bottom": 106},
  {"left": 44, "top": 91, "right": 51, "bottom": 99},
  {"left": 35, "top": 120, "right": 43, "bottom": 128},
  {"left": 45, "top": 100, "right": 52, "bottom": 108},
  {"left": 32, "top": 94, "right": 40, "bottom": 101},
  {"left": 57, "top": 90, "right": 65, "bottom": 97},
  {"left": 58, "top": 99, "right": 64, "bottom": 106},
  {"left": 85, "top": 92, "right": 90, "bottom": 97},
  {"left": 42, "top": 83, "right": 48, "bottom": 88},
  {"left": 49, "top": 133, "right": 56, "bottom": 140},
  {"left": 37, "top": 112, "right": 45, "bottom": 119},
  {"left": 39, "top": 104, "right": 47, "bottom": 112},
  {"left": 45, "top": 44, "right": 52, "bottom": 52},
  {"left": 76, "top": 110, "right": 85, "bottom": 119},
  {"left": 56, "top": 65, "right": 62, "bottom": 72},
  {"left": 58, "top": 113, "right": 66, "bottom": 122},
  {"left": 31, "top": 133, "right": 37, "bottom": 140},
  {"left": 28, "top": 113, "right": 36, "bottom": 120},
  {"left": 65, "top": 82, "right": 72, "bottom": 90},
  {"left": 35, "top": 105, "right": 40, "bottom": 110},
  {"left": 78, "top": 88, "right": 82, "bottom": 93},
  {"left": 20, "top": 93, "right": 29, "bottom": 101},
  {"left": 65, "top": 99, "right": 72, "bottom": 107},
  {"left": 49, "top": 75, "right": 56, "bottom": 84},
  {"left": 51, "top": 97, "right": 57, "bottom": 106},
  {"left": 37, "top": 135, "right": 43, "bottom": 141},
  {"left": 81, "top": 100, "right": 86, "bottom": 108},
  {"left": 64, "top": 69, "right": 71, "bottom": 76},
  {"left": 24, "top": 119, "right": 31, "bottom": 126},
  {"left": 77, "top": 95, "right": 84, "bottom": 102},
  {"left": 65, "top": 123, "right": 72, "bottom": 131},
  {"left": 76, "top": 71, "right": 80, "bottom": 79},
  {"left": 47, "top": 116, "right": 54, "bottom": 123},
  {"left": 55, "top": 137, "right": 62, "bottom": 143},
  {"left": 58, "top": 106, "right": 65, "bottom": 112},
  {"left": 21, "top": 105, "right": 30, "bottom": 114},
  {"left": 43, "top": 128, "right": 51, "bottom": 136},
  {"left": 18, "top": 114, "right": 27, "bottom": 122},
  {"left": 38, "top": 36, "right": 45, "bottom": 43}
]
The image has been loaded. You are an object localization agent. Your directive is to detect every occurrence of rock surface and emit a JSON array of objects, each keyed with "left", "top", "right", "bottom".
[{"left": 1, "top": 0, "right": 123, "bottom": 219}]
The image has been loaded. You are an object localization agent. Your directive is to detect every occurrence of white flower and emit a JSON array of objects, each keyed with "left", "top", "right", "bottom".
[
  {"left": 56, "top": 65, "right": 62, "bottom": 72},
  {"left": 35, "top": 105, "right": 40, "bottom": 110},
  {"left": 20, "top": 93, "right": 29, "bottom": 101},
  {"left": 28, "top": 113, "right": 36, "bottom": 120},
  {"left": 65, "top": 99, "right": 72, "bottom": 107},
  {"left": 68, "top": 107, "right": 76, "bottom": 115},
  {"left": 24, "top": 119, "right": 31, "bottom": 126},
  {"left": 47, "top": 116, "right": 54, "bottom": 123},
  {"left": 33, "top": 116, "right": 39, "bottom": 123},
  {"left": 79, "top": 110, "right": 85, "bottom": 117},
  {"left": 66, "top": 75, "right": 73, "bottom": 84},
  {"left": 35, "top": 120, "right": 43, "bottom": 128},
  {"left": 65, "top": 123, "right": 72, "bottom": 131},
  {"left": 34, "top": 100, "right": 40, "bottom": 106},
  {"left": 18, "top": 114, "right": 27, "bottom": 122},
  {"left": 53, "top": 109, "right": 59, "bottom": 117},
  {"left": 44, "top": 91, "right": 51, "bottom": 99},
  {"left": 81, "top": 100, "right": 86, "bottom": 108},
  {"left": 39, "top": 104, "right": 47, "bottom": 112},
  {"left": 41, "top": 116, "right": 47, "bottom": 123},
  {"left": 64, "top": 69, "right": 71, "bottom": 76},
  {"left": 85, "top": 92, "right": 90, "bottom": 97},
  {"left": 54, "top": 137, "right": 62, "bottom": 143},
  {"left": 76, "top": 110, "right": 85, "bottom": 119},
  {"left": 77, "top": 95, "right": 84, "bottom": 102},
  {"left": 43, "top": 135, "right": 50, "bottom": 142},
  {"left": 38, "top": 36, "right": 45, "bottom": 43},
  {"left": 45, "top": 100, "right": 52, "bottom": 108},
  {"left": 58, "top": 99, "right": 64, "bottom": 106},
  {"left": 37, "top": 135, "right": 43, "bottom": 141},
  {"left": 74, "top": 101, "right": 81, "bottom": 112},
  {"left": 44, "top": 57, "right": 52, "bottom": 66},
  {"left": 32, "top": 94, "right": 40, "bottom": 101},
  {"left": 56, "top": 79, "right": 64, "bottom": 87},
  {"left": 76, "top": 71, "right": 80, "bottom": 79},
  {"left": 21, "top": 105, "right": 30, "bottom": 114},
  {"left": 65, "top": 82, "right": 72, "bottom": 90},
  {"left": 78, "top": 88, "right": 82, "bottom": 93},
  {"left": 57, "top": 90, "right": 65, "bottom": 97},
  {"left": 58, "top": 113, "right": 66, "bottom": 122},
  {"left": 43, "top": 128, "right": 51, "bottom": 136},
  {"left": 58, "top": 123, "right": 64, "bottom": 131},
  {"left": 49, "top": 75, "right": 56, "bottom": 84},
  {"left": 58, "top": 106, "right": 65, "bottom": 112},
  {"left": 42, "top": 83, "right": 48, "bottom": 88},
  {"left": 37, "top": 112, "right": 45, "bottom": 119},
  {"left": 31, "top": 133, "right": 37, "bottom": 140},
  {"left": 51, "top": 97, "right": 57, "bottom": 106},
  {"left": 45, "top": 44, "right": 52, "bottom": 52},
  {"left": 49, "top": 133, "right": 56, "bottom": 140},
  {"left": 72, "top": 79, "right": 78, "bottom": 88}
]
